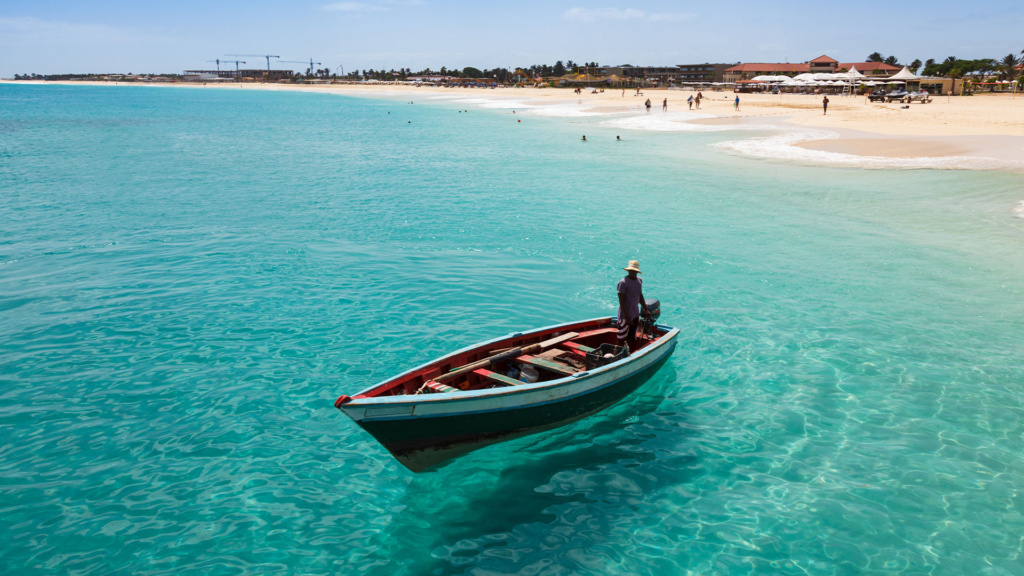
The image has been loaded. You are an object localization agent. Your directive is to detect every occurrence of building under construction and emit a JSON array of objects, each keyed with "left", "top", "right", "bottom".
[{"left": 182, "top": 69, "right": 294, "bottom": 82}]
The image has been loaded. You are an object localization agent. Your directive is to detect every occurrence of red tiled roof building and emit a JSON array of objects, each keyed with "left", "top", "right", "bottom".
[{"left": 724, "top": 55, "right": 900, "bottom": 82}]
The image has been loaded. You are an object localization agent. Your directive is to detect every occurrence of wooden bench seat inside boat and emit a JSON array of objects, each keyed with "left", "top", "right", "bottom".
[
  {"left": 472, "top": 368, "right": 522, "bottom": 387},
  {"left": 563, "top": 341, "right": 596, "bottom": 353},
  {"left": 516, "top": 354, "right": 576, "bottom": 376},
  {"left": 537, "top": 349, "right": 568, "bottom": 360}
]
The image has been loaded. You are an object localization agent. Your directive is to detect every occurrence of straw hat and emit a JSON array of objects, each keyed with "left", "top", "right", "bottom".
[{"left": 623, "top": 260, "right": 642, "bottom": 273}]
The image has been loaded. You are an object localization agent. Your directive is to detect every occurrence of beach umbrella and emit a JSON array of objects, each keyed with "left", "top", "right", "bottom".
[{"left": 753, "top": 75, "right": 790, "bottom": 83}]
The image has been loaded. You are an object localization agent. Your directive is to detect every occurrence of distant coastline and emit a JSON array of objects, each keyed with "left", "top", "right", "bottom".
[{"left": 5, "top": 79, "right": 1022, "bottom": 173}]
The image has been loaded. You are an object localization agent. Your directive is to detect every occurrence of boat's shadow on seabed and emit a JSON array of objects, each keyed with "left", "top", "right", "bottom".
[{"left": 359, "top": 364, "right": 701, "bottom": 575}]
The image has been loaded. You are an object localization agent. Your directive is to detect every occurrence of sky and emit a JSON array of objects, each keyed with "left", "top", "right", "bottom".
[{"left": 2, "top": 0, "right": 1022, "bottom": 77}]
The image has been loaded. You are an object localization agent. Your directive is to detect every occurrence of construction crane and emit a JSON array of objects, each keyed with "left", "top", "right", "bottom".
[
  {"left": 209, "top": 59, "right": 246, "bottom": 73},
  {"left": 278, "top": 59, "right": 322, "bottom": 76},
  {"left": 227, "top": 54, "right": 280, "bottom": 71}
]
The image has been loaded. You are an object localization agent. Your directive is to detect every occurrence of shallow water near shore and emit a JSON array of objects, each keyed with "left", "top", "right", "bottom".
[{"left": 2, "top": 83, "right": 1024, "bottom": 575}]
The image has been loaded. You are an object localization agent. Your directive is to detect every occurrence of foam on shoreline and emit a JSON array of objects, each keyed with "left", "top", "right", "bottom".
[
  {"left": 428, "top": 94, "right": 613, "bottom": 117},
  {"left": 713, "top": 129, "right": 1024, "bottom": 172},
  {"left": 600, "top": 112, "right": 776, "bottom": 132}
]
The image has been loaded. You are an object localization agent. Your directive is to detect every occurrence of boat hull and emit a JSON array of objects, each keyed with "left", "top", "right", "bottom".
[
  {"left": 361, "top": 347, "right": 674, "bottom": 471},
  {"left": 338, "top": 319, "right": 678, "bottom": 472}
]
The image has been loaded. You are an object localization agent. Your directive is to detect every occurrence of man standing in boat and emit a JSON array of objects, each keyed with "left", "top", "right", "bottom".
[{"left": 617, "top": 260, "right": 650, "bottom": 352}]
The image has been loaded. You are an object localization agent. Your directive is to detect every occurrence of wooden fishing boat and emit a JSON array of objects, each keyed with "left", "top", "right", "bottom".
[{"left": 334, "top": 308, "right": 678, "bottom": 472}]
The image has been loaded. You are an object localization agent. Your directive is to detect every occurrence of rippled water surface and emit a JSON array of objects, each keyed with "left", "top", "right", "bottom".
[{"left": 2, "top": 84, "right": 1024, "bottom": 575}]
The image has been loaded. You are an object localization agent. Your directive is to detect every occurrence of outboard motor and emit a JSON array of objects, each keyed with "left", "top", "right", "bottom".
[
  {"left": 644, "top": 298, "right": 661, "bottom": 322},
  {"left": 640, "top": 298, "right": 661, "bottom": 339}
]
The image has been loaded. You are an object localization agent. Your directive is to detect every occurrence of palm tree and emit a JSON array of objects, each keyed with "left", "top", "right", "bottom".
[
  {"left": 867, "top": 52, "right": 884, "bottom": 62},
  {"left": 910, "top": 59, "right": 922, "bottom": 73},
  {"left": 998, "top": 53, "right": 1020, "bottom": 81},
  {"left": 884, "top": 55, "right": 899, "bottom": 66}
]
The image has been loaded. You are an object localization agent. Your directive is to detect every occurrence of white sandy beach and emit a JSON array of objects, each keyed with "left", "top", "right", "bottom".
[{"left": 9, "top": 80, "right": 1024, "bottom": 171}]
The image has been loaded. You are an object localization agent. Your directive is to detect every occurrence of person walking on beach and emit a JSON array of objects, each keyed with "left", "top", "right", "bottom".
[
  {"left": 822, "top": 95, "right": 829, "bottom": 115},
  {"left": 687, "top": 95, "right": 693, "bottom": 109},
  {"left": 662, "top": 98, "right": 667, "bottom": 111},
  {"left": 695, "top": 92, "right": 702, "bottom": 109},
  {"left": 617, "top": 260, "right": 650, "bottom": 352},
  {"left": 734, "top": 95, "right": 740, "bottom": 111},
  {"left": 645, "top": 98, "right": 652, "bottom": 113}
]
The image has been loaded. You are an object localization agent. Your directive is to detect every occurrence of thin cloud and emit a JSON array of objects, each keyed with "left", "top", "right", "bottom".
[{"left": 563, "top": 8, "right": 693, "bottom": 23}]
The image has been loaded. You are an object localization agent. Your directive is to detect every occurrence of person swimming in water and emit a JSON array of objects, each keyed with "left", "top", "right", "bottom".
[{"left": 582, "top": 135, "right": 587, "bottom": 142}]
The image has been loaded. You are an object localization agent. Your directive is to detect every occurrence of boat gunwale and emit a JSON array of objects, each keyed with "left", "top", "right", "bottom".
[
  {"left": 349, "top": 339, "right": 678, "bottom": 423},
  {"left": 341, "top": 317, "right": 679, "bottom": 406}
]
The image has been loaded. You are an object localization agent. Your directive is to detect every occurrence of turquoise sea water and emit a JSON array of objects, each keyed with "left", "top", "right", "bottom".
[{"left": 2, "top": 83, "right": 1024, "bottom": 575}]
